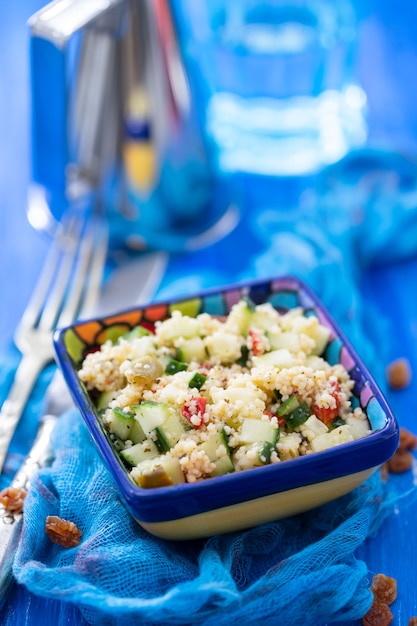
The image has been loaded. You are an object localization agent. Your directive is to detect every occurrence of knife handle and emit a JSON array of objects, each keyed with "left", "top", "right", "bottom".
[{"left": 0, "top": 415, "right": 56, "bottom": 607}]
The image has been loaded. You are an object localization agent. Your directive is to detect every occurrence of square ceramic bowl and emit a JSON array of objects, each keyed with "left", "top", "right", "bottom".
[{"left": 53, "top": 276, "right": 398, "bottom": 540}]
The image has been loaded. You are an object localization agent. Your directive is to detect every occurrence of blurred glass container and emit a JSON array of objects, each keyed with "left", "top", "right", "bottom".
[
  {"left": 171, "top": 0, "right": 368, "bottom": 177},
  {"left": 27, "top": 0, "right": 239, "bottom": 253}
]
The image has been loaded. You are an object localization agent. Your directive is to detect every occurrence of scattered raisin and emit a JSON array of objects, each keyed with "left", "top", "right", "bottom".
[
  {"left": 399, "top": 428, "right": 417, "bottom": 452},
  {"left": 383, "top": 427, "right": 417, "bottom": 476},
  {"left": 408, "top": 618, "right": 417, "bottom": 626},
  {"left": 371, "top": 573, "right": 397, "bottom": 605},
  {"left": 0, "top": 487, "right": 27, "bottom": 513},
  {"left": 387, "top": 449, "right": 414, "bottom": 473},
  {"left": 386, "top": 358, "right": 411, "bottom": 389},
  {"left": 45, "top": 515, "right": 82, "bottom": 548},
  {"left": 362, "top": 599, "right": 393, "bottom": 626}
]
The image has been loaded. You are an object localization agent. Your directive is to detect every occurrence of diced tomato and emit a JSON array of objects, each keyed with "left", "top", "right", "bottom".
[
  {"left": 263, "top": 409, "right": 285, "bottom": 427},
  {"left": 314, "top": 405, "right": 339, "bottom": 425},
  {"left": 182, "top": 397, "right": 207, "bottom": 428},
  {"left": 249, "top": 328, "right": 264, "bottom": 356},
  {"left": 314, "top": 380, "right": 341, "bottom": 425}
]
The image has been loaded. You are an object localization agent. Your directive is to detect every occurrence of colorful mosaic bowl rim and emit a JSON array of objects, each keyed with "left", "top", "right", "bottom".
[{"left": 53, "top": 275, "right": 399, "bottom": 525}]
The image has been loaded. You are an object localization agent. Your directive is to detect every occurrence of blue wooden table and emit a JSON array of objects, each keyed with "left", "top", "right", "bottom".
[{"left": 1, "top": 2, "right": 417, "bottom": 624}]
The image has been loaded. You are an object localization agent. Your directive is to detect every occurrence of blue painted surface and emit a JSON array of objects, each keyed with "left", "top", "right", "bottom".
[{"left": 1, "top": 1, "right": 417, "bottom": 624}]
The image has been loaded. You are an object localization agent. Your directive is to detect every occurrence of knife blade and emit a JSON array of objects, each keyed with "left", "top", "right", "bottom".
[
  {"left": 0, "top": 249, "right": 167, "bottom": 605},
  {"left": 95, "top": 251, "right": 168, "bottom": 316}
]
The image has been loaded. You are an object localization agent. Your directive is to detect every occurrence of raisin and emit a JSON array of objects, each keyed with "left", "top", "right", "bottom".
[
  {"left": 387, "top": 449, "right": 414, "bottom": 473},
  {"left": 408, "top": 618, "right": 417, "bottom": 626},
  {"left": 362, "top": 600, "right": 393, "bottom": 626},
  {"left": 386, "top": 358, "right": 411, "bottom": 389},
  {"left": 45, "top": 515, "right": 82, "bottom": 548},
  {"left": 371, "top": 573, "right": 397, "bottom": 605},
  {"left": 0, "top": 487, "right": 27, "bottom": 513},
  {"left": 399, "top": 427, "right": 417, "bottom": 452}
]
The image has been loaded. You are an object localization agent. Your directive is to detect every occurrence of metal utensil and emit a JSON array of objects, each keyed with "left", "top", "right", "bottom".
[
  {"left": 94, "top": 251, "right": 168, "bottom": 316},
  {"left": 0, "top": 214, "right": 108, "bottom": 473},
  {"left": 0, "top": 247, "right": 167, "bottom": 606},
  {"left": 0, "top": 372, "right": 72, "bottom": 607}
]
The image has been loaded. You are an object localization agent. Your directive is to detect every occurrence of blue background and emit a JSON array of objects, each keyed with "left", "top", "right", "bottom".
[{"left": 1, "top": 1, "right": 417, "bottom": 624}]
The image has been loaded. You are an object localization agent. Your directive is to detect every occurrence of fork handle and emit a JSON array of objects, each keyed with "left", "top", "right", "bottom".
[{"left": 0, "top": 354, "right": 50, "bottom": 472}]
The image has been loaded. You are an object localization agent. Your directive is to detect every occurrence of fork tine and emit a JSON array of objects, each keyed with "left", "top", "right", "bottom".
[
  {"left": 78, "top": 217, "right": 109, "bottom": 318},
  {"left": 57, "top": 216, "right": 108, "bottom": 327},
  {"left": 36, "top": 217, "right": 83, "bottom": 332},
  {"left": 17, "top": 218, "right": 80, "bottom": 334},
  {"left": 0, "top": 212, "right": 108, "bottom": 473}
]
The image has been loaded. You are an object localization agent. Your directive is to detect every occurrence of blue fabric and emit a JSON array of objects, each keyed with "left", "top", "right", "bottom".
[
  {"left": 13, "top": 409, "right": 395, "bottom": 626},
  {"left": 4, "top": 145, "right": 417, "bottom": 624}
]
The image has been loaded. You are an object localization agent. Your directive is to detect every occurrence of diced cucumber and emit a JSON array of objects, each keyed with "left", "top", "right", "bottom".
[
  {"left": 131, "top": 456, "right": 185, "bottom": 488},
  {"left": 238, "top": 441, "right": 275, "bottom": 466},
  {"left": 226, "top": 299, "right": 256, "bottom": 335},
  {"left": 227, "top": 298, "right": 280, "bottom": 335},
  {"left": 130, "top": 420, "right": 147, "bottom": 444},
  {"left": 238, "top": 417, "right": 279, "bottom": 446},
  {"left": 310, "top": 425, "right": 354, "bottom": 453},
  {"left": 299, "top": 414, "right": 329, "bottom": 441},
  {"left": 267, "top": 331, "right": 302, "bottom": 353},
  {"left": 199, "top": 428, "right": 229, "bottom": 459},
  {"left": 132, "top": 401, "right": 171, "bottom": 436},
  {"left": 177, "top": 337, "right": 207, "bottom": 363},
  {"left": 210, "top": 386, "right": 261, "bottom": 405},
  {"left": 292, "top": 315, "right": 331, "bottom": 356},
  {"left": 199, "top": 429, "right": 234, "bottom": 476},
  {"left": 154, "top": 412, "right": 188, "bottom": 452},
  {"left": 157, "top": 315, "right": 201, "bottom": 342},
  {"left": 108, "top": 408, "right": 146, "bottom": 443},
  {"left": 97, "top": 390, "right": 119, "bottom": 411},
  {"left": 156, "top": 349, "right": 175, "bottom": 371},
  {"left": 284, "top": 402, "right": 311, "bottom": 431},
  {"left": 165, "top": 359, "right": 188, "bottom": 374},
  {"left": 211, "top": 453, "right": 235, "bottom": 476},
  {"left": 132, "top": 401, "right": 188, "bottom": 452},
  {"left": 277, "top": 395, "right": 300, "bottom": 416},
  {"left": 252, "top": 348, "right": 294, "bottom": 370},
  {"left": 205, "top": 331, "right": 242, "bottom": 363},
  {"left": 120, "top": 439, "right": 159, "bottom": 467},
  {"left": 309, "top": 324, "right": 331, "bottom": 356},
  {"left": 108, "top": 408, "right": 134, "bottom": 440},
  {"left": 188, "top": 372, "right": 207, "bottom": 390}
]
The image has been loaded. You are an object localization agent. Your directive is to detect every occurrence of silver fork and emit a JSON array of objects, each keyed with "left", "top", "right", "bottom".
[{"left": 0, "top": 212, "right": 108, "bottom": 472}]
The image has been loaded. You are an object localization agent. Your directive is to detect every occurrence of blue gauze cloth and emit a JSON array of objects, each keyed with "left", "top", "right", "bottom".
[
  {"left": 6, "top": 147, "right": 417, "bottom": 625},
  {"left": 13, "top": 411, "right": 395, "bottom": 626}
]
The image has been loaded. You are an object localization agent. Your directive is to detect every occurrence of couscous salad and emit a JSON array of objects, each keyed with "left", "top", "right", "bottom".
[{"left": 78, "top": 298, "right": 371, "bottom": 489}]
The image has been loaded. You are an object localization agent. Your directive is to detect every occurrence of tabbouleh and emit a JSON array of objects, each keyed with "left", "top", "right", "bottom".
[{"left": 78, "top": 298, "right": 371, "bottom": 488}]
